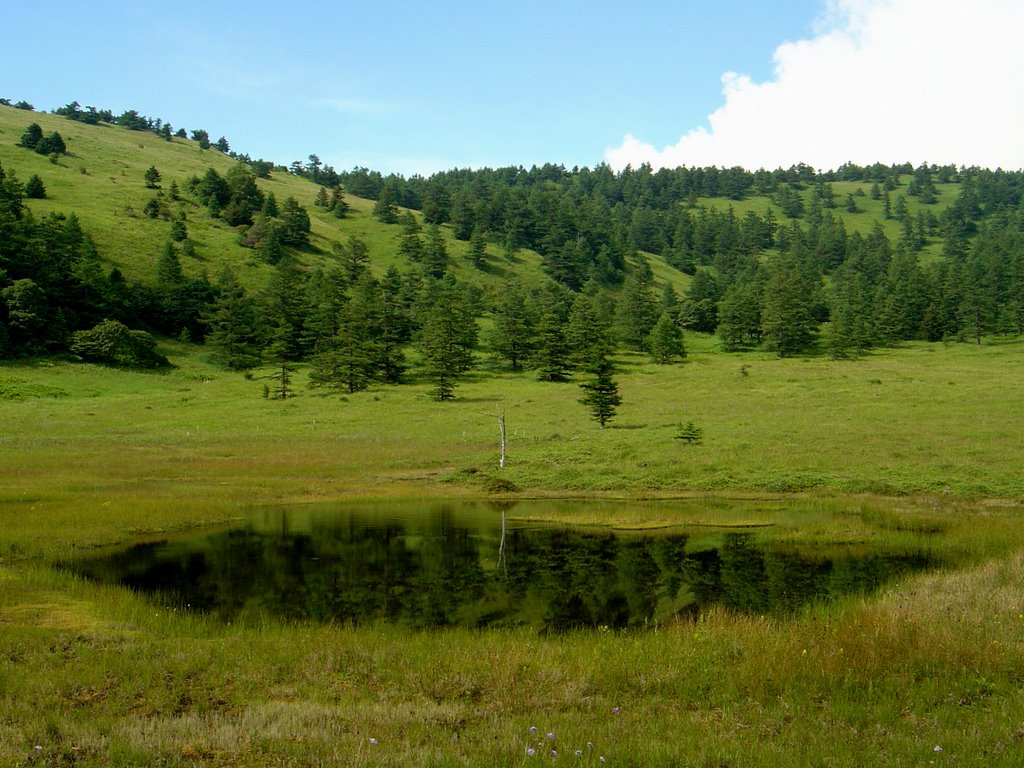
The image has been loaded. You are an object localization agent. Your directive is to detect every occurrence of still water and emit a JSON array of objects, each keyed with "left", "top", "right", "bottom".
[{"left": 69, "top": 500, "right": 940, "bottom": 630}]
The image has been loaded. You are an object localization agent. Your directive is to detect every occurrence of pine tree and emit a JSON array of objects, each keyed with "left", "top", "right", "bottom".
[
  {"left": 170, "top": 210, "right": 187, "bottom": 242},
  {"left": 203, "top": 269, "right": 265, "bottom": 370},
  {"left": 372, "top": 183, "right": 399, "bottom": 224},
  {"left": 423, "top": 224, "right": 448, "bottom": 278},
  {"left": 156, "top": 240, "right": 184, "bottom": 287},
  {"left": 397, "top": 211, "right": 424, "bottom": 263},
  {"left": 647, "top": 312, "right": 685, "bottom": 363},
  {"left": 24, "top": 174, "right": 45, "bottom": 199},
  {"left": 377, "top": 266, "right": 410, "bottom": 383},
  {"left": 489, "top": 279, "right": 538, "bottom": 371},
  {"left": 418, "top": 275, "right": 478, "bottom": 400},
  {"left": 566, "top": 291, "right": 612, "bottom": 369},
  {"left": 18, "top": 123, "right": 43, "bottom": 150},
  {"left": 760, "top": 258, "right": 818, "bottom": 357},
  {"left": 616, "top": 257, "right": 659, "bottom": 350},
  {"left": 579, "top": 356, "right": 622, "bottom": 428},
  {"left": 468, "top": 227, "right": 487, "bottom": 269}
]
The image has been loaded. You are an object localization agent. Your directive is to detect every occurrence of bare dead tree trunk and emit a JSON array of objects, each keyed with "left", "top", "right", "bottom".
[{"left": 498, "top": 408, "right": 507, "bottom": 469}]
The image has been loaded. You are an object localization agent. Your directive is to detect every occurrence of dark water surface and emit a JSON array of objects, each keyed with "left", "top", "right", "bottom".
[{"left": 68, "top": 500, "right": 942, "bottom": 630}]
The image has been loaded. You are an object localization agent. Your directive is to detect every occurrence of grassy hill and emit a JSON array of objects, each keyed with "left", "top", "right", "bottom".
[
  {"left": 0, "top": 105, "right": 696, "bottom": 300},
  {"left": 0, "top": 104, "right": 978, "bottom": 312}
]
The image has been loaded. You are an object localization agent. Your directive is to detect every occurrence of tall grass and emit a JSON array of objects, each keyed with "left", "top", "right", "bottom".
[
  {"left": 3, "top": 336, "right": 1024, "bottom": 765},
  {"left": 2, "top": 551, "right": 1023, "bottom": 766}
]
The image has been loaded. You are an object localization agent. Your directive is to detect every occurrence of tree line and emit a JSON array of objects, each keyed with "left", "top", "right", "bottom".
[{"left": 4, "top": 99, "right": 1024, "bottom": 407}]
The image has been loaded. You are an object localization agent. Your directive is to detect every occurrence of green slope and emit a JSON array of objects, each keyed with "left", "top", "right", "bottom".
[{"left": 0, "top": 105, "right": 697, "bottom": 302}]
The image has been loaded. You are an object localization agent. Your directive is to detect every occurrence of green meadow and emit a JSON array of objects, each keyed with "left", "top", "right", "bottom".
[
  {"left": 3, "top": 103, "right": 1024, "bottom": 766},
  {"left": 3, "top": 337, "right": 1024, "bottom": 766}
]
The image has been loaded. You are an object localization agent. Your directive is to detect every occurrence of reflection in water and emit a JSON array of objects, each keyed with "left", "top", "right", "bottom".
[{"left": 68, "top": 502, "right": 938, "bottom": 631}]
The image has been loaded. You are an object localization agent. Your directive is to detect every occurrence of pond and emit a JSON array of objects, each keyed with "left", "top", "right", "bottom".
[{"left": 68, "top": 499, "right": 944, "bottom": 631}]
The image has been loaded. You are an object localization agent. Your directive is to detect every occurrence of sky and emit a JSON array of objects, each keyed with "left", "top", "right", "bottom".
[{"left": 3, "top": 0, "right": 1022, "bottom": 176}]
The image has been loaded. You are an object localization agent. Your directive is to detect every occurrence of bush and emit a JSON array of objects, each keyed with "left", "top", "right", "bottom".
[
  {"left": 70, "top": 319, "right": 169, "bottom": 368},
  {"left": 24, "top": 175, "right": 45, "bottom": 199}
]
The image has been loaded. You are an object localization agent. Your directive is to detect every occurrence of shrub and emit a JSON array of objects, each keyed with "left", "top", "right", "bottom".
[
  {"left": 24, "top": 174, "right": 45, "bottom": 199},
  {"left": 70, "top": 319, "right": 169, "bottom": 368}
]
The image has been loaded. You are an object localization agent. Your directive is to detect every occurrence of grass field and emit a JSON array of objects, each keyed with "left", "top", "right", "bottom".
[
  {"left": 2, "top": 338, "right": 1024, "bottom": 765},
  {"left": 0, "top": 105, "right": 693, "bottom": 301},
  {"left": 4, "top": 104, "right": 1024, "bottom": 767}
]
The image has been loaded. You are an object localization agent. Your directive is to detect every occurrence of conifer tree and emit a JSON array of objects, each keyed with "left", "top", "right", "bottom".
[
  {"left": 489, "top": 279, "right": 538, "bottom": 371},
  {"left": 418, "top": 275, "right": 478, "bottom": 400},
  {"left": 469, "top": 227, "right": 487, "bottom": 269},
  {"left": 647, "top": 312, "right": 685, "bottom": 363},
  {"left": 579, "top": 356, "right": 622, "bottom": 428},
  {"left": 203, "top": 268, "right": 265, "bottom": 370},
  {"left": 24, "top": 174, "right": 45, "bottom": 199}
]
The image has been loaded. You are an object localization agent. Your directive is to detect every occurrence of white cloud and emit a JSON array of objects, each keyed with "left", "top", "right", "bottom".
[{"left": 607, "top": 0, "right": 1024, "bottom": 172}]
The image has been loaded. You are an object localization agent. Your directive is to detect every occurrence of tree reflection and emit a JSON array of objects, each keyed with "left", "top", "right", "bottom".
[{"left": 69, "top": 511, "right": 939, "bottom": 631}]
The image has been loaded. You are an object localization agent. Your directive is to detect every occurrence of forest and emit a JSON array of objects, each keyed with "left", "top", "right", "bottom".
[{"left": 2, "top": 99, "right": 1024, "bottom": 404}]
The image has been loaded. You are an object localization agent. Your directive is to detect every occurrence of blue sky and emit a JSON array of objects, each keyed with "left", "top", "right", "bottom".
[{"left": 4, "top": 1, "right": 1023, "bottom": 175}]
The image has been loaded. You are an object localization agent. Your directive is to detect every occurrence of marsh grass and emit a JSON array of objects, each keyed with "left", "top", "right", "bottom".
[
  {"left": 3, "top": 551, "right": 1023, "bottom": 766},
  {"left": 4, "top": 337, "right": 1024, "bottom": 764}
]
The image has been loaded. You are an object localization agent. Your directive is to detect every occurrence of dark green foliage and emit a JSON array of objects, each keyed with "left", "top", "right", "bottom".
[
  {"left": 169, "top": 210, "right": 188, "bottom": 242},
  {"left": 647, "top": 312, "right": 685, "bottom": 363},
  {"left": 2, "top": 278, "right": 48, "bottom": 351},
  {"left": 566, "top": 291, "right": 612, "bottom": 370},
  {"left": 418, "top": 274, "right": 478, "bottom": 400},
  {"left": 17, "top": 123, "right": 43, "bottom": 150},
  {"left": 24, "top": 174, "right": 45, "bottom": 199},
  {"left": 397, "top": 211, "right": 424, "bottom": 263},
  {"left": 203, "top": 269, "right": 265, "bottom": 370},
  {"left": 329, "top": 186, "right": 349, "bottom": 218},
  {"left": 191, "top": 129, "right": 211, "bottom": 150},
  {"left": 468, "top": 227, "right": 487, "bottom": 269},
  {"left": 251, "top": 160, "right": 273, "bottom": 179},
  {"left": 69, "top": 319, "right": 168, "bottom": 368},
  {"left": 248, "top": 221, "right": 283, "bottom": 264},
  {"left": 827, "top": 266, "right": 875, "bottom": 359},
  {"left": 308, "top": 273, "right": 381, "bottom": 394},
  {"left": 675, "top": 421, "right": 703, "bottom": 444},
  {"left": 278, "top": 197, "right": 311, "bottom": 247},
  {"left": 488, "top": 279, "right": 538, "bottom": 371},
  {"left": 144, "top": 166, "right": 161, "bottom": 189},
  {"left": 372, "top": 181, "right": 399, "bottom": 224},
  {"left": 616, "top": 258, "right": 659, "bottom": 351},
  {"left": 192, "top": 168, "right": 230, "bottom": 215},
  {"left": 116, "top": 110, "right": 149, "bottom": 131},
  {"left": 680, "top": 269, "right": 721, "bottom": 332},
  {"left": 36, "top": 131, "right": 66, "bottom": 156},
  {"left": 156, "top": 241, "right": 184, "bottom": 286},
  {"left": 263, "top": 324, "right": 297, "bottom": 399},
  {"left": 222, "top": 164, "right": 264, "bottom": 227},
  {"left": 422, "top": 224, "right": 448, "bottom": 278},
  {"left": 336, "top": 235, "right": 370, "bottom": 284},
  {"left": 579, "top": 356, "right": 622, "bottom": 428},
  {"left": 717, "top": 277, "right": 764, "bottom": 351},
  {"left": 761, "top": 257, "right": 819, "bottom": 357},
  {"left": 143, "top": 195, "right": 164, "bottom": 219}
]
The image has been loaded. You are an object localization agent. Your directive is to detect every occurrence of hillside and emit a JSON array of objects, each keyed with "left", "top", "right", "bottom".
[
  {"left": 0, "top": 105, "right": 691, "bottom": 297},
  {"left": 3, "top": 100, "right": 1024, "bottom": 381}
]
